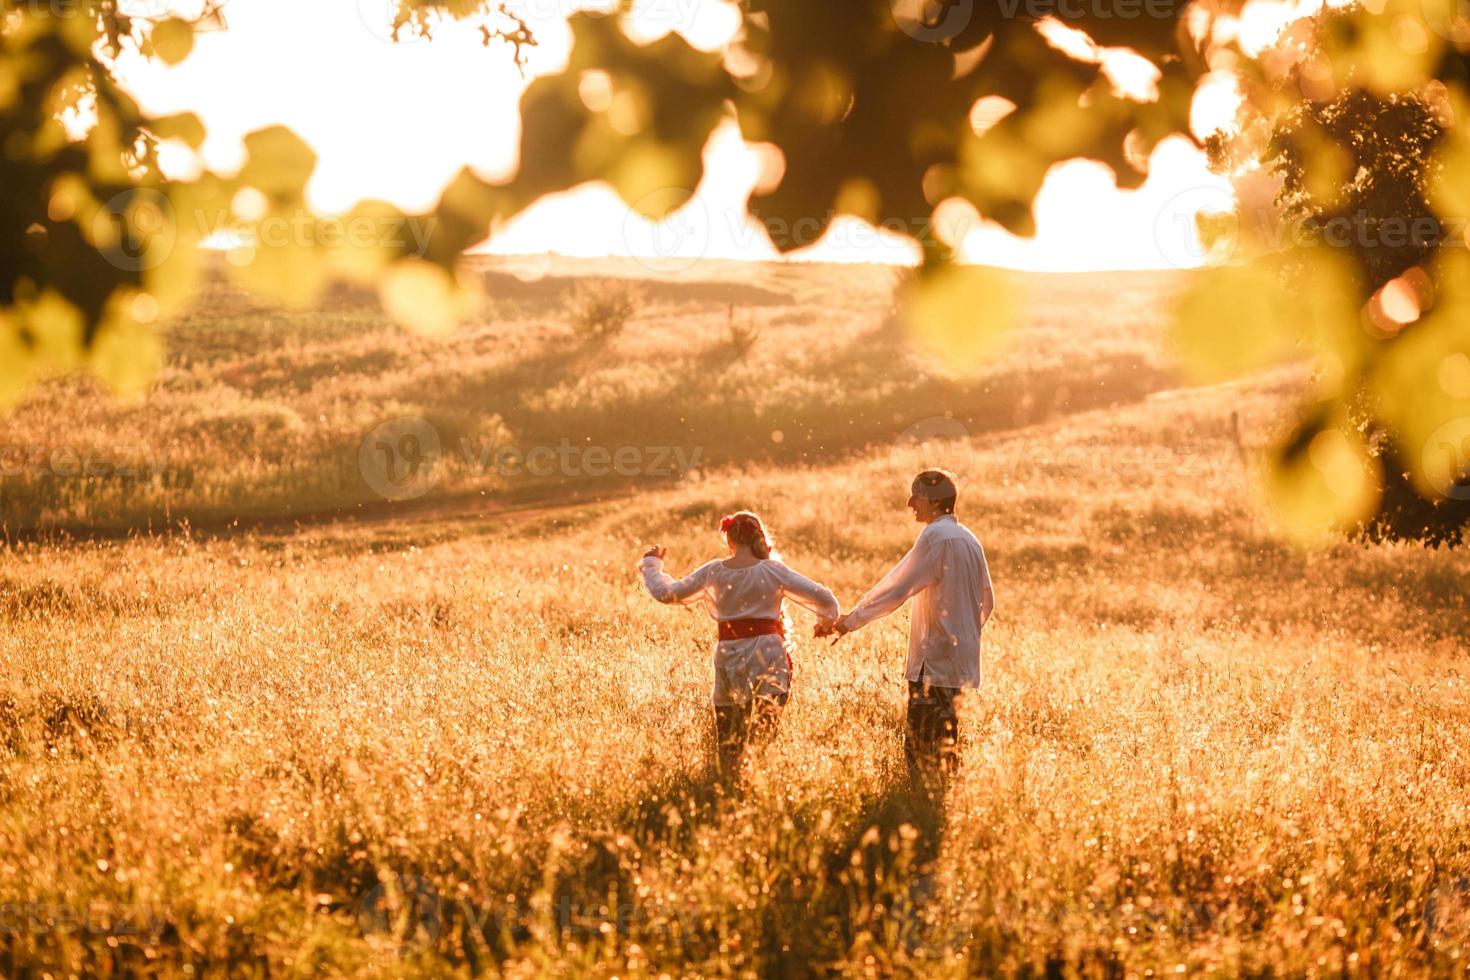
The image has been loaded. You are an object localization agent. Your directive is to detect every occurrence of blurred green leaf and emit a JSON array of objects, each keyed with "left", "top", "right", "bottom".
[
  {"left": 1264, "top": 415, "right": 1381, "bottom": 542},
  {"left": 901, "top": 263, "right": 1019, "bottom": 376},
  {"left": 148, "top": 18, "right": 194, "bottom": 67},
  {"left": 239, "top": 125, "right": 318, "bottom": 199}
]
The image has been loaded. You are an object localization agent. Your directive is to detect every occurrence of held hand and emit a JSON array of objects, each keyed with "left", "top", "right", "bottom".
[
  {"left": 814, "top": 617, "right": 838, "bottom": 638},
  {"left": 643, "top": 545, "right": 667, "bottom": 561},
  {"left": 820, "top": 615, "right": 854, "bottom": 644}
]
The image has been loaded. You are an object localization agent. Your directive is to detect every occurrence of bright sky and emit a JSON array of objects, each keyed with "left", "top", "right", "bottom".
[{"left": 112, "top": 0, "right": 1315, "bottom": 272}]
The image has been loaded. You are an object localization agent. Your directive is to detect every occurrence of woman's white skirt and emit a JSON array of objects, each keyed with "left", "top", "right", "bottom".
[{"left": 711, "top": 635, "right": 792, "bottom": 706}]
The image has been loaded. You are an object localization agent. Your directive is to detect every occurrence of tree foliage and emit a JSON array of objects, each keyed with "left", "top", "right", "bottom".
[
  {"left": 0, "top": 0, "right": 1212, "bottom": 396},
  {"left": 14, "top": 0, "right": 1470, "bottom": 544},
  {"left": 1201, "top": 2, "right": 1470, "bottom": 545}
]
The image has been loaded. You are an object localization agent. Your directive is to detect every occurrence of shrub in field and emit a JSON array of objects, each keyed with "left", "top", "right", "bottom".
[
  {"left": 171, "top": 397, "right": 307, "bottom": 452},
  {"left": 723, "top": 303, "right": 761, "bottom": 360},
  {"left": 564, "top": 279, "right": 644, "bottom": 343}
]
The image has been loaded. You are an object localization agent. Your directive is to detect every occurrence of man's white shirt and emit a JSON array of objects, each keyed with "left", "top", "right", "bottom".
[{"left": 840, "top": 515, "right": 994, "bottom": 689}]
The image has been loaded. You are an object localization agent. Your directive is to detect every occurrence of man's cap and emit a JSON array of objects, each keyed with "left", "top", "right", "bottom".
[{"left": 910, "top": 469, "right": 958, "bottom": 501}]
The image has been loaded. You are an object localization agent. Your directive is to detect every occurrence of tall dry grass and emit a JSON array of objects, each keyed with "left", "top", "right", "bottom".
[{"left": 1, "top": 260, "right": 1468, "bottom": 975}]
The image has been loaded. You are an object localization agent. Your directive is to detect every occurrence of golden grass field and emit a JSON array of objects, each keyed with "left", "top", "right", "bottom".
[{"left": 2, "top": 257, "right": 1469, "bottom": 977}]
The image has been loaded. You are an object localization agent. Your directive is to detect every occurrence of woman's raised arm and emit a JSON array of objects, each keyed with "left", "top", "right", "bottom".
[{"left": 638, "top": 550, "right": 713, "bottom": 605}]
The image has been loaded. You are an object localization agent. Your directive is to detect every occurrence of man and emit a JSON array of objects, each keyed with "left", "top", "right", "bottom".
[{"left": 819, "top": 469, "right": 994, "bottom": 777}]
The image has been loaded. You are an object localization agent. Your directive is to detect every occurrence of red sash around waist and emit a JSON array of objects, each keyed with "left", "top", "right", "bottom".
[{"left": 717, "top": 617, "right": 785, "bottom": 641}]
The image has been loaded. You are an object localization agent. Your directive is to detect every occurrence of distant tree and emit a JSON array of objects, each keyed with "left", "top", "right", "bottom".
[
  {"left": 1199, "top": 4, "right": 1470, "bottom": 545},
  {"left": 723, "top": 303, "right": 761, "bottom": 360},
  {"left": 565, "top": 278, "right": 643, "bottom": 343}
]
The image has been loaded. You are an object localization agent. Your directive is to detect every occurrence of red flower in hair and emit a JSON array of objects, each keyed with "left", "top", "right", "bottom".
[
  {"left": 722, "top": 514, "right": 761, "bottom": 536},
  {"left": 719, "top": 512, "right": 773, "bottom": 559}
]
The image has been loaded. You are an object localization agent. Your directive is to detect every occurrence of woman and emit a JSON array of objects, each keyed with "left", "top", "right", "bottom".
[{"left": 640, "top": 511, "right": 840, "bottom": 775}]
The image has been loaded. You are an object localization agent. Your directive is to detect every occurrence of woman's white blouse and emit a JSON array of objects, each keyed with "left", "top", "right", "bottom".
[
  {"left": 638, "top": 556, "right": 840, "bottom": 706},
  {"left": 638, "top": 556, "right": 839, "bottom": 622}
]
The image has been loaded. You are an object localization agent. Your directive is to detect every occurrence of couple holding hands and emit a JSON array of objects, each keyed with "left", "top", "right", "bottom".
[{"left": 639, "top": 469, "right": 995, "bottom": 778}]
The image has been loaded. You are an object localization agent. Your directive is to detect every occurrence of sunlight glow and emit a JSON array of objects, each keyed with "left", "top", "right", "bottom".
[
  {"left": 112, "top": 0, "right": 1268, "bottom": 272},
  {"left": 487, "top": 126, "right": 1231, "bottom": 272}
]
